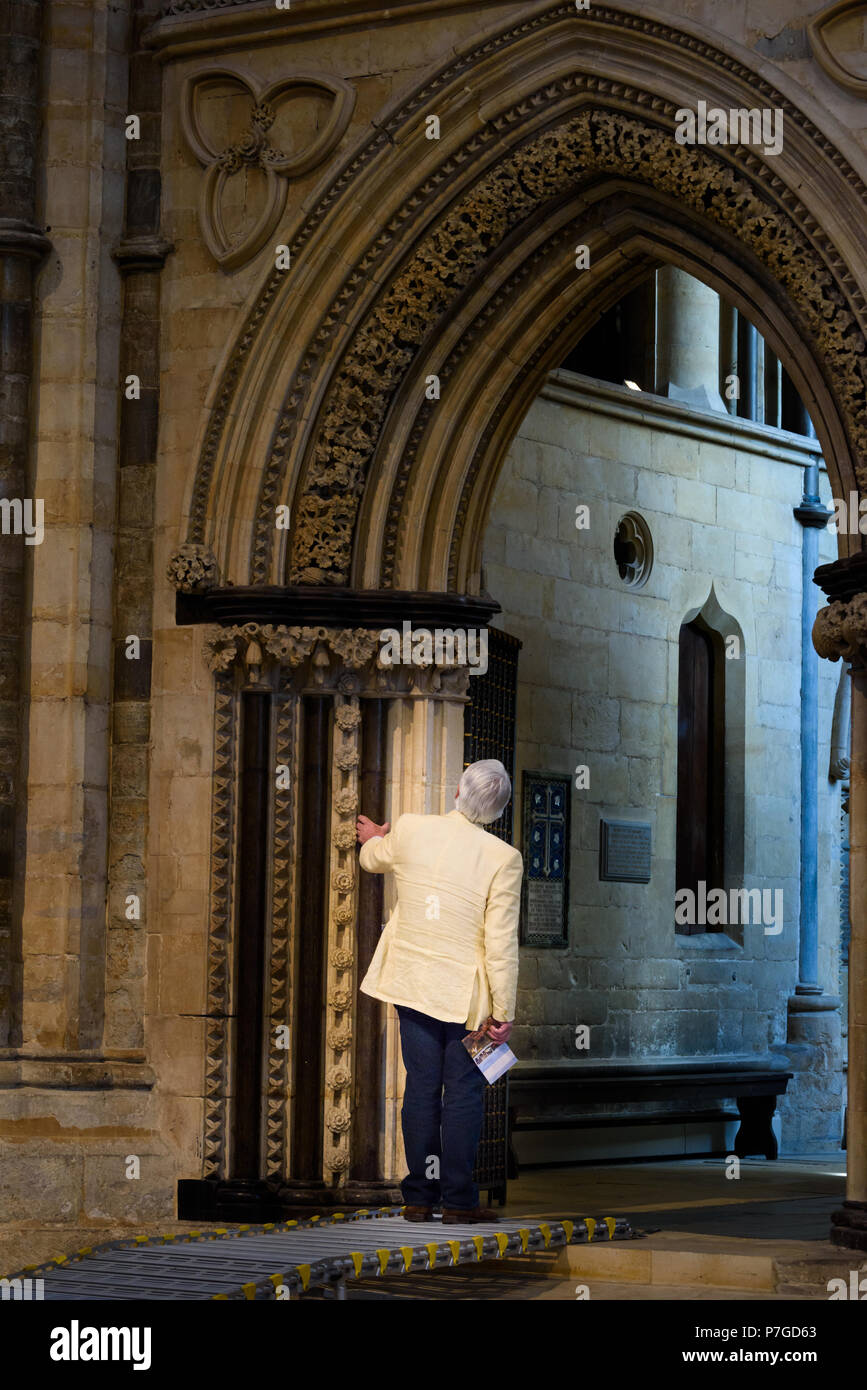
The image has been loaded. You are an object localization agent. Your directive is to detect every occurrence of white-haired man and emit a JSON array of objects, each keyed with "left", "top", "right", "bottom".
[{"left": 356, "top": 759, "right": 523, "bottom": 1223}]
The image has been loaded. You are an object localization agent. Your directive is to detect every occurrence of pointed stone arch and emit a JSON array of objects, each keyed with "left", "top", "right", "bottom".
[{"left": 177, "top": 2, "right": 867, "bottom": 598}]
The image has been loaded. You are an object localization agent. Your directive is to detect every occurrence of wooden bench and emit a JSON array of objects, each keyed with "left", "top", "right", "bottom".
[{"left": 507, "top": 1057, "right": 793, "bottom": 1174}]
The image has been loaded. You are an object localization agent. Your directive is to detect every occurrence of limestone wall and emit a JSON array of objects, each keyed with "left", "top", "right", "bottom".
[{"left": 484, "top": 372, "right": 843, "bottom": 1128}]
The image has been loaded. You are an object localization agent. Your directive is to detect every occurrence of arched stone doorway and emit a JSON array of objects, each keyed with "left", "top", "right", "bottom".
[{"left": 164, "top": 5, "right": 867, "bottom": 1245}]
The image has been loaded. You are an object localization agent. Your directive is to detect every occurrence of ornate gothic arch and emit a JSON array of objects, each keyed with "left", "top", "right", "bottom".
[{"left": 175, "top": 2, "right": 867, "bottom": 597}]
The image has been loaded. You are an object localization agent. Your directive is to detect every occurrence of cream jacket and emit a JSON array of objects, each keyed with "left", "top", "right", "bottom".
[{"left": 358, "top": 809, "right": 523, "bottom": 1029}]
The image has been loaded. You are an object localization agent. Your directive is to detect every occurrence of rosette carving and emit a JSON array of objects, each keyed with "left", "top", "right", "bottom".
[
  {"left": 334, "top": 790, "right": 358, "bottom": 816},
  {"left": 331, "top": 868, "right": 354, "bottom": 894},
  {"left": 335, "top": 704, "right": 362, "bottom": 731},
  {"left": 326, "top": 1107, "right": 351, "bottom": 1133},
  {"left": 333, "top": 823, "right": 357, "bottom": 850},
  {"left": 328, "top": 1028, "right": 352, "bottom": 1052},
  {"left": 334, "top": 742, "right": 359, "bottom": 772},
  {"left": 327, "top": 1065, "right": 351, "bottom": 1090}
]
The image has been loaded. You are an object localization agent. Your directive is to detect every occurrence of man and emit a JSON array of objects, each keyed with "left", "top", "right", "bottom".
[{"left": 356, "top": 759, "right": 523, "bottom": 1224}]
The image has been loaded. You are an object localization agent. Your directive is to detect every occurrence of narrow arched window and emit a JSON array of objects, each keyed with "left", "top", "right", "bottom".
[{"left": 676, "top": 618, "right": 725, "bottom": 934}]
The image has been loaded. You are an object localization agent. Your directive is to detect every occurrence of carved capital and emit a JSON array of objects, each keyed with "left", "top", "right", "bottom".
[
  {"left": 203, "top": 621, "right": 472, "bottom": 698},
  {"left": 813, "top": 594, "right": 867, "bottom": 668}
]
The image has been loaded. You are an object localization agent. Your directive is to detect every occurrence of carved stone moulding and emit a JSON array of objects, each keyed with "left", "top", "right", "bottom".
[
  {"left": 180, "top": 65, "right": 355, "bottom": 270},
  {"left": 275, "top": 102, "right": 867, "bottom": 590},
  {"left": 202, "top": 621, "right": 475, "bottom": 699},
  {"left": 178, "top": 2, "right": 867, "bottom": 595},
  {"left": 808, "top": 1, "right": 867, "bottom": 97}
]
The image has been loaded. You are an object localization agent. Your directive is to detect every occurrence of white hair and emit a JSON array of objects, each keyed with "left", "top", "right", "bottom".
[{"left": 456, "top": 759, "right": 511, "bottom": 825}]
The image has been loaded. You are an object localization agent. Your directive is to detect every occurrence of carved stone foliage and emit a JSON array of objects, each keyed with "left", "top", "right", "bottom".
[
  {"left": 180, "top": 66, "right": 355, "bottom": 270},
  {"left": 280, "top": 104, "right": 867, "bottom": 587},
  {"left": 182, "top": 4, "right": 867, "bottom": 592},
  {"left": 202, "top": 622, "right": 473, "bottom": 698},
  {"left": 167, "top": 543, "right": 219, "bottom": 593},
  {"left": 814, "top": 594, "right": 867, "bottom": 668}
]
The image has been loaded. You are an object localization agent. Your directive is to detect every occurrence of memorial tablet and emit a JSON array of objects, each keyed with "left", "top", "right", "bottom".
[
  {"left": 599, "top": 818, "right": 652, "bottom": 883},
  {"left": 521, "top": 771, "right": 570, "bottom": 947}
]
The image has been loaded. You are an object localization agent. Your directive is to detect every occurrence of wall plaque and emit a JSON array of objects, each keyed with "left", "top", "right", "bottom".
[
  {"left": 520, "top": 771, "right": 570, "bottom": 947},
  {"left": 599, "top": 818, "right": 652, "bottom": 883}
]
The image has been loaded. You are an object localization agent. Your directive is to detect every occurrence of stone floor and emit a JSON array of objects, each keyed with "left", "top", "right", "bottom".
[{"left": 3, "top": 1154, "right": 859, "bottom": 1300}]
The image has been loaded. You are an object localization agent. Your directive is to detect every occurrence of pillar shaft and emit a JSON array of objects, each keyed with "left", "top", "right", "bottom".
[
  {"left": 847, "top": 664, "right": 867, "bottom": 1207},
  {"left": 0, "top": 0, "right": 49, "bottom": 1047},
  {"left": 655, "top": 266, "right": 726, "bottom": 412},
  {"left": 349, "top": 698, "right": 387, "bottom": 1185},
  {"left": 229, "top": 689, "right": 272, "bottom": 1179},
  {"left": 292, "top": 695, "right": 330, "bottom": 1183}
]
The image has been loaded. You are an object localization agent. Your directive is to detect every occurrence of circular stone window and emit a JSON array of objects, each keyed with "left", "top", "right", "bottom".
[{"left": 613, "top": 511, "right": 653, "bottom": 589}]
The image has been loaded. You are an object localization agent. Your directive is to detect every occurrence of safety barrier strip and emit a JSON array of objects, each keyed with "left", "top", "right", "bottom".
[{"left": 4, "top": 1209, "right": 634, "bottom": 1300}]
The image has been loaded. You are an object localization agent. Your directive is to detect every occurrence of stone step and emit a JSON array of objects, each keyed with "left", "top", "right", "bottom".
[{"left": 490, "top": 1231, "right": 862, "bottom": 1296}]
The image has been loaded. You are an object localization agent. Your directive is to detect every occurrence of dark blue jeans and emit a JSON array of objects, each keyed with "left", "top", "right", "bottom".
[{"left": 395, "top": 1004, "right": 488, "bottom": 1210}]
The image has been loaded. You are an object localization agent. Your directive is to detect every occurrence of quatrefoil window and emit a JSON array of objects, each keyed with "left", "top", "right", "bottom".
[{"left": 180, "top": 66, "right": 356, "bottom": 270}]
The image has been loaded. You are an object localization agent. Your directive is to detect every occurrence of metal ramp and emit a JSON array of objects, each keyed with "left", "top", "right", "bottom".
[{"left": 8, "top": 1208, "right": 635, "bottom": 1301}]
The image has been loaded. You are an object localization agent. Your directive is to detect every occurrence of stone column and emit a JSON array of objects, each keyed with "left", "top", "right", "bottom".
[
  {"left": 813, "top": 560, "right": 867, "bottom": 1247},
  {"left": 18, "top": 0, "right": 128, "bottom": 1053},
  {"left": 655, "top": 266, "right": 727, "bottom": 413},
  {"left": 0, "top": 0, "right": 50, "bottom": 1047},
  {"left": 105, "top": 0, "right": 172, "bottom": 1056},
  {"left": 794, "top": 465, "right": 832, "bottom": 996}
]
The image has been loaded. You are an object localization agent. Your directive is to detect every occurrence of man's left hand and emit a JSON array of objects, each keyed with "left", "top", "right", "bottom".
[
  {"left": 357, "top": 815, "right": 390, "bottom": 845},
  {"left": 483, "top": 1016, "right": 513, "bottom": 1044}
]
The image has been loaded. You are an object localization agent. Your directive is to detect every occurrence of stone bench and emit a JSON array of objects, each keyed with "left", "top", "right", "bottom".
[{"left": 507, "top": 1056, "right": 793, "bottom": 1171}]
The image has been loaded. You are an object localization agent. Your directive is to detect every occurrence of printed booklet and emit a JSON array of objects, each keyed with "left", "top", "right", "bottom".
[{"left": 462, "top": 1031, "right": 518, "bottom": 1084}]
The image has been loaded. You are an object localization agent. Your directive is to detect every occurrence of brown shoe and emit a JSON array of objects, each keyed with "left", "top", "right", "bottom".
[
  {"left": 403, "top": 1205, "right": 435, "bottom": 1222},
  {"left": 442, "top": 1206, "right": 498, "bottom": 1224}
]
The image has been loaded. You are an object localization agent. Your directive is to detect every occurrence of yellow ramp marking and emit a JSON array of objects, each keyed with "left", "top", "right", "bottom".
[
  {"left": 584, "top": 1217, "right": 596, "bottom": 1243},
  {"left": 539, "top": 1223, "right": 551, "bottom": 1248},
  {"left": 472, "top": 1236, "right": 484, "bottom": 1260},
  {"left": 298, "top": 1264, "right": 311, "bottom": 1291},
  {"left": 350, "top": 1251, "right": 364, "bottom": 1277},
  {"left": 603, "top": 1217, "right": 616, "bottom": 1240},
  {"left": 495, "top": 1232, "right": 509, "bottom": 1258},
  {"left": 376, "top": 1248, "right": 391, "bottom": 1275},
  {"left": 561, "top": 1220, "right": 573, "bottom": 1243},
  {"left": 517, "top": 1228, "right": 530, "bottom": 1252},
  {"left": 400, "top": 1246, "right": 414, "bottom": 1272},
  {"left": 447, "top": 1240, "right": 461, "bottom": 1263},
  {"left": 242, "top": 1282, "right": 257, "bottom": 1300},
  {"left": 425, "top": 1243, "right": 439, "bottom": 1268}
]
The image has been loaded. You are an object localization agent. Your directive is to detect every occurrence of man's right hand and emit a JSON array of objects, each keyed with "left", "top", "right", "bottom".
[{"left": 484, "top": 1017, "right": 513, "bottom": 1044}]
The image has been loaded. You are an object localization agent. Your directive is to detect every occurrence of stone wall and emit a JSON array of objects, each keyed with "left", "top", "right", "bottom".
[{"left": 484, "top": 370, "right": 844, "bottom": 1150}]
